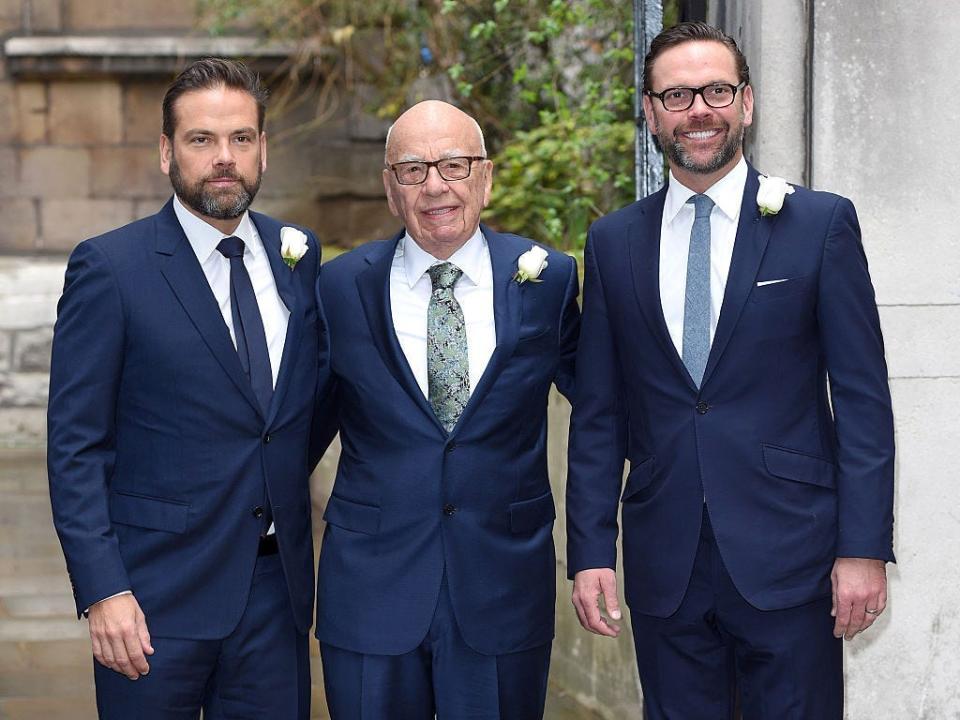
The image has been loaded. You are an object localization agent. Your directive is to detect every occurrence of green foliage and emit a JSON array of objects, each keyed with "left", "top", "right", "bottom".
[{"left": 197, "top": 0, "right": 678, "bottom": 249}]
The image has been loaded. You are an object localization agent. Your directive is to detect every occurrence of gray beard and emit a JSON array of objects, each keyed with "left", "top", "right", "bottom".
[
  {"left": 168, "top": 156, "right": 260, "bottom": 220},
  {"left": 656, "top": 118, "right": 745, "bottom": 176}
]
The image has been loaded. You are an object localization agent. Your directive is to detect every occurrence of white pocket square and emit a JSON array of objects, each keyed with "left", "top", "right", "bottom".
[{"left": 756, "top": 278, "right": 790, "bottom": 287}]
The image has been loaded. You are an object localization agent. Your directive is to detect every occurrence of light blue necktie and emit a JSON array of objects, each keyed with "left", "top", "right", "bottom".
[{"left": 682, "top": 194, "right": 715, "bottom": 388}]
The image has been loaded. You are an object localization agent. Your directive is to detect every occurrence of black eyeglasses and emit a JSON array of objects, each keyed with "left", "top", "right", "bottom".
[
  {"left": 646, "top": 81, "right": 746, "bottom": 112},
  {"left": 388, "top": 156, "right": 486, "bottom": 185}
]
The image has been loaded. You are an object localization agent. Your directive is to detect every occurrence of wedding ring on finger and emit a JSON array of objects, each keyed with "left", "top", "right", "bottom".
[{"left": 865, "top": 608, "right": 881, "bottom": 615}]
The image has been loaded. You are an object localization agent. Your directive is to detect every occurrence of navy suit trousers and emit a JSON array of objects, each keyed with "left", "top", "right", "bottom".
[
  {"left": 320, "top": 574, "right": 551, "bottom": 720},
  {"left": 94, "top": 554, "right": 310, "bottom": 720},
  {"left": 630, "top": 508, "right": 843, "bottom": 720}
]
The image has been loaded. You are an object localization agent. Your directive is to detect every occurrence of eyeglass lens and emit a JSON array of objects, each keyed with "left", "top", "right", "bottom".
[
  {"left": 394, "top": 157, "right": 474, "bottom": 185},
  {"left": 662, "top": 84, "right": 737, "bottom": 111}
]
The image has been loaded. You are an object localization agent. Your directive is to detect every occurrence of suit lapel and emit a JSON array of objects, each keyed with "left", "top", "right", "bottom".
[
  {"left": 450, "top": 225, "right": 523, "bottom": 436},
  {"left": 153, "top": 199, "right": 263, "bottom": 418},
  {"left": 701, "top": 167, "right": 777, "bottom": 387},
  {"left": 627, "top": 188, "right": 699, "bottom": 392},
  {"left": 355, "top": 231, "right": 446, "bottom": 434},
  {"left": 251, "top": 211, "right": 303, "bottom": 425}
]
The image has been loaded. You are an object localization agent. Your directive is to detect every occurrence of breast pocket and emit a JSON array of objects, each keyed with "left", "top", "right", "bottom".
[{"left": 749, "top": 275, "right": 811, "bottom": 303}]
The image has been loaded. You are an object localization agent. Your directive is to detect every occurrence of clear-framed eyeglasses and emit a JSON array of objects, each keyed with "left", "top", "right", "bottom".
[
  {"left": 646, "top": 81, "right": 747, "bottom": 112},
  {"left": 387, "top": 156, "right": 486, "bottom": 185}
]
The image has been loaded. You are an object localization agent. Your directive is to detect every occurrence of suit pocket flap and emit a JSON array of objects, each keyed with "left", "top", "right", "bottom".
[
  {"left": 762, "top": 444, "right": 836, "bottom": 489},
  {"left": 509, "top": 491, "right": 556, "bottom": 533},
  {"left": 323, "top": 495, "right": 381, "bottom": 535},
  {"left": 621, "top": 456, "right": 655, "bottom": 502},
  {"left": 109, "top": 491, "right": 189, "bottom": 534}
]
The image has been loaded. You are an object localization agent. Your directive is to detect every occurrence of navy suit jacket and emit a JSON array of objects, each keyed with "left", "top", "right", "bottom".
[
  {"left": 47, "top": 198, "right": 326, "bottom": 638},
  {"left": 315, "top": 226, "right": 580, "bottom": 656},
  {"left": 567, "top": 167, "right": 895, "bottom": 616}
]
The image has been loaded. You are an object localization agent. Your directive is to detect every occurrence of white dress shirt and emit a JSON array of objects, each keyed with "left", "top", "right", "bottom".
[
  {"left": 659, "top": 157, "right": 748, "bottom": 357},
  {"left": 174, "top": 195, "right": 289, "bottom": 387},
  {"left": 390, "top": 228, "right": 497, "bottom": 398}
]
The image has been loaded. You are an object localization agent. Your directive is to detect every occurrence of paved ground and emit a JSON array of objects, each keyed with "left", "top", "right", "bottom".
[{"left": 0, "top": 449, "right": 600, "bottom": 719}]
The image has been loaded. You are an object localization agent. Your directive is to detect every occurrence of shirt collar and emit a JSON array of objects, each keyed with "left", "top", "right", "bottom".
[
  {"left": 663, "top": 156, "right": 748, "bottom": 225},
  {"left": 173, "top": 194, "right": 260, "bottom": 263},
  {"left": 400, "top": 226, "right": 487, "bottom": 289}
]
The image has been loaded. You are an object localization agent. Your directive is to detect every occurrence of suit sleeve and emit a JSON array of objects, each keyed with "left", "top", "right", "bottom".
[
  {"left": 553, "top": 253, "right": 581, "bottom": 401},
  {"left": 308, "top": 260, "right": 340, "bottom": 469},
  {"left": 565, "top": 230, "right": 627, "bottom": 577},
  {"left": 47, "top": 240, "right": 131, "bottom": 616},
  {"left": 817, "top": 197, "right": 896, "bottom": 561}
]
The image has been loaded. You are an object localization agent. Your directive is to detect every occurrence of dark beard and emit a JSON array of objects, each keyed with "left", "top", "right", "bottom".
[
  {"left": 657, "top": 119, "right": 744, "bottom": 176},
  {"left": 168, "top": 155, "right": 262, "bottom": 220}
]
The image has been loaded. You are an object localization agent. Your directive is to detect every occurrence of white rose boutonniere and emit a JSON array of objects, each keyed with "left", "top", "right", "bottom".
[
  {"left": 756, "top": 175, "right": 795, "bottom": 216},
  {"left": 514, "top": 245, "right": 549, "bottom": 284},
  {"left": 280, "top": 227, "right": 309, "bottom": 269}
]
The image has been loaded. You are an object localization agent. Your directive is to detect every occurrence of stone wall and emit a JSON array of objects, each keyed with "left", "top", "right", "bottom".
[
  {"left": 0, "top": 0, "right": 396, "bottom": 258},
  {"left": 0, "top": 0, "right": 398, "bottom": 428}
]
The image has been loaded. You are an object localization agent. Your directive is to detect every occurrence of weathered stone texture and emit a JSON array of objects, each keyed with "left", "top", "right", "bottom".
[
  {"left": 0, "top": 148, "right": 17, "bottom": 196},
  {"left": 90, "top": 146, "right": 167, "bottom": 198},
  {"left": 0, "top": 83, "right": 16, "bottom": 145},
  {"left": 0, "top": 200, "right": 37, "bottom": 251},
  {"left": 64, "top": 0, "right": 195, "bottom": 31},
  {"left": 0, "top": 408, "right": 45, "bottom": 447},
  {"left": 0, "top": 333, "right": 11, "bottom": 371},
  {"left": 14, "top": 83, "right": 48, "bottom": 145},
  {"left": 0, "top": 258, "right": 65, "bottom": 331},
  {"left": 311, "top": 198, "right": 396, "bottom": 247},
  {"left": 48, "top": 81, "right": 123, "bottom": 146},
  {"left": 18, "top": 147, "right": 91, "bottom": 198},
  {"left": 12, "top": 328, "right": 52, "bottom": 373},
  {"left": 0, "top": 373, "right": 48, "bottom": 407},
  {"left": 40, "top": 198, "right": 135, "bottom": 251},
  {"left": 23, "top": 0, "right": 62, "bottom": 32},
  {"left": 0, "top": 0, "right": 20, "bottom": 34},
  {"left": 123, "top": 82, "right": 166, "bottom": 145}
]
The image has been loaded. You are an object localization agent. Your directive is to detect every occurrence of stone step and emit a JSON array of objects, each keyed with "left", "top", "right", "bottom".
[
  {"left": 0, "top": 618, "right": 88, "bottom": 642},
  {"left": 0, "top": 695, "right": 98, "bottom": 720}
]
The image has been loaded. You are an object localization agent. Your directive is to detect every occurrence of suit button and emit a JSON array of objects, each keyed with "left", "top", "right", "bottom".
[
  {"left": 264, "top": 434, "right": 272, "bottom": 444},
  {"left": 252, "top": 506, "right": 264, "bottom": 519},
  {"left": 446, "top": 442, "right": 457, "bottom": 453},
  {"left": 696, "top": 401, "right": 710, "bottom": 415},
  {"left": 442, "top": 504, "right": 457, "bottom": 516}
]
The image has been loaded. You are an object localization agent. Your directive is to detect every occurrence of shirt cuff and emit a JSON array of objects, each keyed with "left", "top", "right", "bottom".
[{"left": 84, "top": 590, "right": 133, "bottom": 615}]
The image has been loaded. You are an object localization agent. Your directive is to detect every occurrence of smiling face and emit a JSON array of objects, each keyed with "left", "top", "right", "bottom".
[
  {"left": 643, "top": 40, "right": 753, "bottom": 192},
  {"left": 382, "top": 101, "right": 492, "bottom": 260},
  {"left": 159, "top": 85, "right": 267, "bottom": 234}
]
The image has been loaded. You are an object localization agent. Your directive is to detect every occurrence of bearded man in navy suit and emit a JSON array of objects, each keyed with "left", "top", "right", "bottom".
[
  {"left": 315, "top": 100, "right": 580, "bottom": 719},
  {"left": 48, "top": 59, "right": 325, "bottom": 719},
  {"left": 566, "top": 23, "right": 895, "bottom": 719}
]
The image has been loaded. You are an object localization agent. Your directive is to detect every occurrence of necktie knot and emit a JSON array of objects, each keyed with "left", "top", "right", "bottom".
[
  {"left": 687, "top": 194, "right": 715, "bottom": 220},
  {"left": 428, "top": 262, "right": 463, "bottom": 291},
  {"left": 217, "top": 236, "right": 245, "bottom": 259}
]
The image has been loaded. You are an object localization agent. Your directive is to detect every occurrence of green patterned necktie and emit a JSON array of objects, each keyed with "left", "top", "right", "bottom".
[{"left": 427, "top": 262, "right": 469, "bottom": 433}]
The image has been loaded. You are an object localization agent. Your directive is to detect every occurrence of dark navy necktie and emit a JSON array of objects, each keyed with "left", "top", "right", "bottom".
[{"left": 216, "top": 236, "right": 274, "bottom": 416}]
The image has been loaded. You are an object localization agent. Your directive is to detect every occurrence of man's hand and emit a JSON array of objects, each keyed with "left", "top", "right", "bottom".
[
  {"left": 87, "top": 594, "right": 154, "bottom": 679},
  {"left": 572, "top": 568, "right": 622, "bottom": 638},
  {"left": 831, "top": 557, "right": 887, "bottom": 640}
]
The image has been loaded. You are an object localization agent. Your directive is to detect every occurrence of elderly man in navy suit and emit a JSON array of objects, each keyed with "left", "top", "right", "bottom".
[
  {"left": 566, "top": 22, "right": 895, "bottom": 720},
  {"left": 315, "top": 100, "right": 580, "bottom": 719},
  {"left": 48, "top": 58, "right": 325, "bottom": 719}
]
